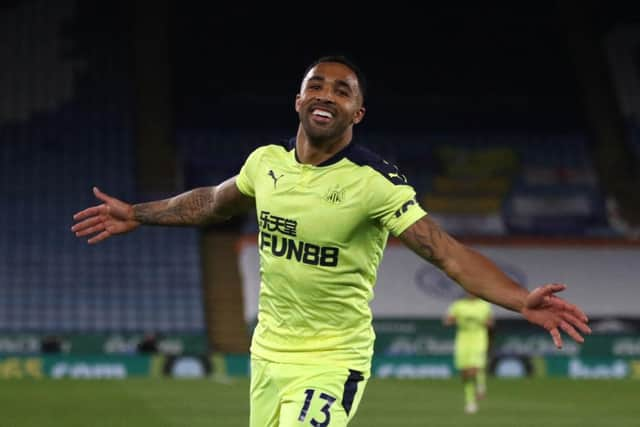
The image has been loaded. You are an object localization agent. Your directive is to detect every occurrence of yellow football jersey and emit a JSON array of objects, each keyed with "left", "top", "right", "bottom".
[
  {"left": 448, "top": 298, "right": 493, "bottom": 350},
  {"left": 236, "top": 138, "right": 427, "bottom": 372}
]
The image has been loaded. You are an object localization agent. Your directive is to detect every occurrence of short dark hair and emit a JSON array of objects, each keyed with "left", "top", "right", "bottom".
[{"left": 303, "top": 55, "right": 367, "bottom": 101}]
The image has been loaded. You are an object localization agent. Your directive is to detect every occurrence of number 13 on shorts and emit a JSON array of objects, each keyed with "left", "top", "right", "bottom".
[
  {"left": 296, "top": 389, "right": 337, "bottom": 426},
  {"left": 250, "top": 358, "right": 367, "bottom": 427}
]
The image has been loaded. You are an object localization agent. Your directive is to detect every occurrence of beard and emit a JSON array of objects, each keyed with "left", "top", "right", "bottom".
[{"left": 298, "top": 111, "right": 350, "bottom": 146}]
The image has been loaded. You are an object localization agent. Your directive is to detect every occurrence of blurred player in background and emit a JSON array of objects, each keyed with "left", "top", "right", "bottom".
[
  {"left": 444, "top": 292, "right": 494, "bottom": 414},
  {"left": 71, "top": 55, "right": 591, "bottom": 426}
]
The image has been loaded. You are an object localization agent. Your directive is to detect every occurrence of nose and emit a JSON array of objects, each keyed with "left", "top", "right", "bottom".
[{"left": 314, "top": 87, "right": 335, "bottom": 103}]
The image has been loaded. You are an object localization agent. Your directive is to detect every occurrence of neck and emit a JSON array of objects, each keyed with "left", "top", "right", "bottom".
[{"left": 295, "top": 125, "right": 353, "bottom": 165}]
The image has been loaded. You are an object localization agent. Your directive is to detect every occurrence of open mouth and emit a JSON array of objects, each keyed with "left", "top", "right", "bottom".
[{"left": 311, "top": 108, "right": 333, "bottom": 123}]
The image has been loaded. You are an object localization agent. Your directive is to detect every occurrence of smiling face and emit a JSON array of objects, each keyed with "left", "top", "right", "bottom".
[{"left": 295, "top": 61, "right": 366, "bottom": 145}]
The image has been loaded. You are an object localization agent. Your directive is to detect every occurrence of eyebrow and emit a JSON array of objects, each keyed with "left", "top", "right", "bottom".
[
  {"left": 307, "top": 75, "right": 325, "bottom": 85},
  {"left": 335, "top": 80, "right": 353, "bottom": 92},
  {"left": 307, "top": 75, "right": 354, "bottom": 92}
]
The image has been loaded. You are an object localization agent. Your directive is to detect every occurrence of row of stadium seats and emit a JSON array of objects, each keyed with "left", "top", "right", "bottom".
[{"left": 0, "top": 0, "right": 209, "bottom": 336}]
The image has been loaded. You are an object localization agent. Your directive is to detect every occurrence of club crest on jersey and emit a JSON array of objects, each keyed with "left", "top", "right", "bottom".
[{"left": 323, "top": 185, "right": 345, "bottom": 204}]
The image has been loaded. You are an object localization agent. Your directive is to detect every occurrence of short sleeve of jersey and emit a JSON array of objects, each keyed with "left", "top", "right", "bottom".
[
  {"left": 369, "top": 177, "right": 427, "bottom": 237},
  {"left": 235, "top": 147, "right": 264, "bottom": 197}
]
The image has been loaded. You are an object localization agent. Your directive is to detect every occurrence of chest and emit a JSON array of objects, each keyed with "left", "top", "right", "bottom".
[
  {"left": 254, "top": 163, "right": 369, "bottom": 244},
  {"left": 455, "top": 303, "right": 488, "bottom": 323}
]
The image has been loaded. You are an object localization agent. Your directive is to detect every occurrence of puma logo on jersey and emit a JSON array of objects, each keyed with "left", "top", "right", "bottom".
[
  {"left": 383, "top": 160, "right": 407, "bottom": 184},
  {"left": 387, "top": 169, "right": 407, "bottom": 183},
  {"left": 268, "top": 170, "right": 284, "bottom": 188}
]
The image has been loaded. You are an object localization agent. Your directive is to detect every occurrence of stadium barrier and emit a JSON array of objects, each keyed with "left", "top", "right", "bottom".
[
  {"left": 0, "top": 333, "right": 208, "bottom": 355},
  {"left": 0, "top": 352, "right": 637, "bottom": 380}
]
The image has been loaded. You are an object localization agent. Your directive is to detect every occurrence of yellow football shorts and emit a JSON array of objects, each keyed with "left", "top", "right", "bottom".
[
  {"left": 250, "top": 357, "right": 369, "bottom": 427},
  {"left": 454, "top": 343, "right": 488, "bottom": 370}
]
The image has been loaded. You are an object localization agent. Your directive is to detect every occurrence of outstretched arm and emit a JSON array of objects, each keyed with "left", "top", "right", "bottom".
[
  {"left": 399, "top": 215, "right": 591, "bottom": 348},
  {"left": 71, "top": 176, "right": 253, "bottom": 244}
]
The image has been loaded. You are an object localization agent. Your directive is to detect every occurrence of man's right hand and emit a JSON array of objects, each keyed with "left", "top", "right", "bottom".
[{"left": 71, "top": 187, "right": 140, "bottom": 244}]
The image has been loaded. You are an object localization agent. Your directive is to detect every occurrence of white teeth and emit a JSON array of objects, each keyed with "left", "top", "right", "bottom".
[{"left": 312, "top": 109, "right": 332, "bottom": 118}]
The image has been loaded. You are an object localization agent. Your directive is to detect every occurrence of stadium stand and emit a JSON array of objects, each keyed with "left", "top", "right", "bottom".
[
  {"left": 0, "top": 0, "right": 205, "bottom": 335},
  {"left": 502, "top": 134, "right": 610, "bottom": 236}
]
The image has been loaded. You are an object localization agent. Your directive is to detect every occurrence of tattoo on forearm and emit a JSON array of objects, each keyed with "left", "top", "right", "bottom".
[
  {"left": 409, "top": 217, "right": 448, "bottom": 267},
  {"left": 134, "top": 188, "right": 216, "bottom": 226}
]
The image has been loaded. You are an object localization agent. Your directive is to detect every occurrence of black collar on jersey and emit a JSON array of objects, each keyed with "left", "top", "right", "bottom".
[{"left": 287, "top": 137, "right": 356, "bottom": 167}]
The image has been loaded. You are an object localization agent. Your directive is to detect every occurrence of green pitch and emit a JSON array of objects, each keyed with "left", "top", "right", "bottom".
[{"left": 0, "top": 377, "right": 636, "bottom": 426}]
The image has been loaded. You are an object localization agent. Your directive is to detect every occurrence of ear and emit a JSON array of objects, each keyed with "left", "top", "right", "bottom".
[
  {"left": 352, "top": 106, "right": 366, "bottom": 124},
  {"left": 295, "top": 94, "right": 302, "bottom": 112}
]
